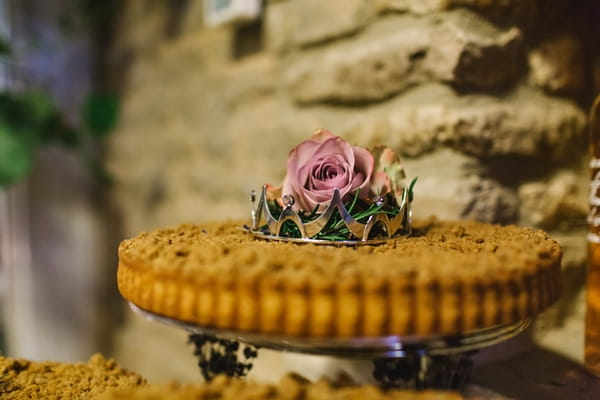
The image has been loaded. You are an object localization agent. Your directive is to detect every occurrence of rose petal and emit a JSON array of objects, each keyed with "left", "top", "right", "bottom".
[
  {"left": 282, "top": 130, "right": 375, "bottom": 212},
  {"left": 284, "top": 140, "right": 320, "bottom": 206},
  {"left": 295, "top": 163, "right": 312, "bottom": 191},
  {"left": 307, "top": 186, "right": 351, "bottom": 206},
  {"left": 311, "top": 155, "right": 350, "bottom": 186},
  {"left": 370, "top": 171, "right": 391, "bottom": 196},
  {"left": 301, "top": 189, "right": 326, "bottom": 211},
  {"left": 350, "top": 171, "right": 366, "bottom": 194},
  {"left": 287, "top": 139, "right": 321, "bottom": 176},
  {"left": 379, "top": 147, "right": 395, "bottom": 166},
  {"left": 310, "top": 128, "right": 337, "bottom": 143},
  {"left": 352, "top": 146, "right": 374, "bottom": 194},
  {"left": 314, "top": 137, "right": 355, "bottom": 168},
  {"left": 311, "top": 165, "right": 350, "bottom": 189}
]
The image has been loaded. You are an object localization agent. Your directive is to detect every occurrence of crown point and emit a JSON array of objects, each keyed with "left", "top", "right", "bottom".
[
  {"left": 282, "top": 194, "right": 295, "bottom": 208},
  {"left": 375, "top": 196, "right": 385, "bottom": 207}
]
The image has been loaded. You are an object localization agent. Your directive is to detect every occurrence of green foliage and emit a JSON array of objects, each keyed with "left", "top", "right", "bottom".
[
  {"left": 0, "top": 123, "right": 34, "bottom": 187},
  {"left": 0, "top": 0, "right": 122, "bottom": 189},
  {"left": 0, "top": 91, "right": 47, "bottom": 186},
  {"left": 58, "top": 0, "right": 120, "bottom": 35},
  {"left": 0, "top": 89, "right": 119, "bottom": 188},
  {"left": 0, "top": 38, "right": 10, "bottom": 57},
  {"left": 81, "top": 92, "right": 119, "bottom": 138}
]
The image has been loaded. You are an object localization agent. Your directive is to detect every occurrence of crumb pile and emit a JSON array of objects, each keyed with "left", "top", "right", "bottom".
[
  {"left": 99, "top": 373, "right": 464, "bottom": 400},
  {"left": 0, "top": 353, "right": 146, "bottom": 400},
  {"left": 0, "top": 355, "right": 473, "bottom": 399}
]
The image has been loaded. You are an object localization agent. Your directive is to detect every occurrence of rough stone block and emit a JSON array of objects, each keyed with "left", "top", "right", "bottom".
[
  {"left": 286, "top": 9, "right": 522, "bottom": 104},
  {"left": 402, "top": 149, "right": 518, "bottom": 223},
  {"left": 109, "top": 3, "right": 169, "bottom": 60},
  {"left": 265, "top": 0, "right": 374, "bottom": 52},
  {"left": 227, "top": 97, "right": 321, "bottom": 191},
  {"left": 518, "top": 170, "right": 587, "bottom": 229},
  {"left": 431, "top": 9, "right": 522, "bottom": 88},
  {"left": 177, "top": 1, "right": 205, "bottom": 35},
  {"left": 374, "top": 0, "right": 550, "bottom": 17},
  {"left": 264, "top": 1, "right": 294, "bottom": 53},
  {"left": 384, "top": 84, "right": 586, "bottom": 160},
  {"left": 528, "top": 35, "right": 586, "bottom": 95},
  {"left": 374, "top": 0, "right": 447, "bottom": 14}
]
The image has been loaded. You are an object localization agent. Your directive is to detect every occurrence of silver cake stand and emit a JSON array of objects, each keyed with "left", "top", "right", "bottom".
[{"left": 130, "top": 302, "right": 530, "bottom": 389}]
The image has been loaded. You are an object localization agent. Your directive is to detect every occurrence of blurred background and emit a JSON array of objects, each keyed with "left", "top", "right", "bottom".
[{"left": 0, "top": 0, "right": 599, "bottom": 384}]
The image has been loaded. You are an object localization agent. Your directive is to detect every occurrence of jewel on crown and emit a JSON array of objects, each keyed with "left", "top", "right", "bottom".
[{"left": 246, "top": 129, "right": 416, "bottom": 245}]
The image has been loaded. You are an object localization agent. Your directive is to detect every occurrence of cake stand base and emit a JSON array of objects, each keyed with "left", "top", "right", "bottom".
[
  {"left": 373, "top": 351, "right": 475, "bottom": 389},
  {"left": 130, "top": 302, "right": 529, "bottom": 390},
  {"left": 187, "top": 331, "right": 475, "bottom": 389},
  {"left": 188, "top": 333, "right": 259, "bottom": 381}
]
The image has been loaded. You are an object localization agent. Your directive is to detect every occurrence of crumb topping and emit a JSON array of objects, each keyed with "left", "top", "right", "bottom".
[{"left": 119, "top": 218, "right": 562, "bottom": 282}]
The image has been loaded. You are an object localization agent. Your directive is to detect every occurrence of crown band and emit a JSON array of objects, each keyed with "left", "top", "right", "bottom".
[{"left": 247, "top": 183, "right": 414, "bottom": 246}]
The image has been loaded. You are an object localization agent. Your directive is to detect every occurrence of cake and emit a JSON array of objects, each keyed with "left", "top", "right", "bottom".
[
  {"left": 117, "top": 218, "right": 561, "bottom": 337},
  {"left": 0, "top": 353, "right": 146, "bottom": 400},
  {"left": 99, "top": 372, "right": 466, "bottom": 400},
  {"left": 117, "top": 129, "right": 562, "bottom": 338}
]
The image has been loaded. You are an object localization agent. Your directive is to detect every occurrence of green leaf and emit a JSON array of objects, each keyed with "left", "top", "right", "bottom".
[
  {"left": 81, "top": 92, "right": 119, "bottom": 138},
  {"left": 408, "top": 176, "right": 418, "bottom": 202},
  {"left": 0, "top": 90, "right": 57, "bottom": 147},
  {"left": 0, "top": 37, "right": 11, "bottom": 56},
  {"left": 0, "top": 122, "right": 35, "bottom": 187},
  {"left": 42, "top": 113, "right": 81, "bottom": 148},
  {"left": 18, "top": 90, "right": 56, "bottom": 128}
]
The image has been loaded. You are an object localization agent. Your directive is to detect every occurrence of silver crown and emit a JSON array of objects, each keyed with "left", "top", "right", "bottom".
[{"left": 247, "top": 184, "right": 414, "bottom": 245}]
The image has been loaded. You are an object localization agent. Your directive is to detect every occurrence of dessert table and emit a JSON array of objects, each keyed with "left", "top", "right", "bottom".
[{"left": 467, "top": 345, "right": 600, "bottom": 400}]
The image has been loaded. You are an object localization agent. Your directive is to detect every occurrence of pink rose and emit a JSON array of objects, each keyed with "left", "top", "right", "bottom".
[{"left": 282, "top": 129, "right": 374, "bottom": 212}]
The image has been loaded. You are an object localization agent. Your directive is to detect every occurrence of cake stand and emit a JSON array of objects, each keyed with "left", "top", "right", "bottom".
[{"left": 130, "top": 302, "right": 530, "bottom": 389}]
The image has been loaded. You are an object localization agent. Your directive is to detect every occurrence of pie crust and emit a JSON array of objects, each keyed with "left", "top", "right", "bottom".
[{"left": 117, "top": 219, "right": 562, "bottom": 337}]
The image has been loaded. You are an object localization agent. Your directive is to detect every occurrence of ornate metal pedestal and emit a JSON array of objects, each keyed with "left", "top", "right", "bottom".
[{"left": 130, "top": 302, "right": 529, "bottom": 389}]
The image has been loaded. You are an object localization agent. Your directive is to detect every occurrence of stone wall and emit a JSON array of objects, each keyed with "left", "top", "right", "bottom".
[{"left": 105, "top": 0, "right": 599, "bottom": 381}]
